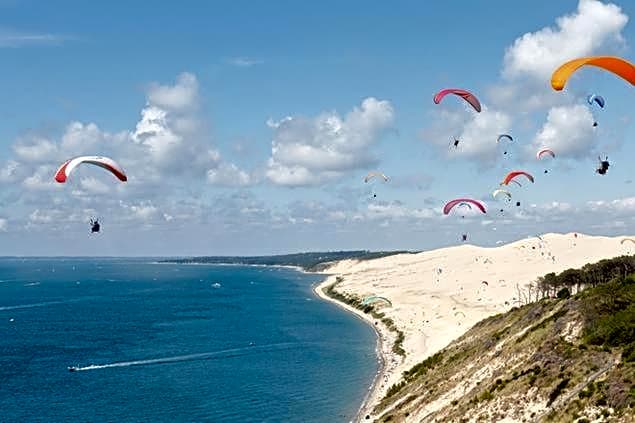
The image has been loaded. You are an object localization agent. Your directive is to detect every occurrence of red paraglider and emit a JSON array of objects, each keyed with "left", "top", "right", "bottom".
[
  {"left": 501, "top": 171, "right": 534, "bottom": 186},
  {"left": 433, "top": 89, "right": 482, "bottom": 112},
  {"left": 443, "top": 198, "right": 487, "bottom": 215}
]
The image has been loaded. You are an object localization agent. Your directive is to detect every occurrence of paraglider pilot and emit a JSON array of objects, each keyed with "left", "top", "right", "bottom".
[
  {"left": 461, "top": 234, "right": 467, "bottom": 242},
  {"left": 453, "top": 138, "right": 460, "bottom": 148},
  {"left": 90, "top": 218, "right": 100, "bottom": 233},
  {"left": 596, "top": 156, "right": 610, "bottom": 175}
]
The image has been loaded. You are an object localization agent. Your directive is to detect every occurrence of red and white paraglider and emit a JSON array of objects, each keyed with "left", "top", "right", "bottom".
[
  {"left": 54, "top": 156, "right": 127, "bottom": 183},
  {"left": 54, "top": 156, "right": 127, "bottom": 234}
]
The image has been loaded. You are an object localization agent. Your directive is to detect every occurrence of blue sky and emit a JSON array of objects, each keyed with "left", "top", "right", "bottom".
[{"left": 1, "top": 0, "right": 634, "bottom": 255}]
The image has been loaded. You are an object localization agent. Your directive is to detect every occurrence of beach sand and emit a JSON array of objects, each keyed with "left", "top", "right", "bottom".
[{"left": 315, "top": 233, "right": 634, "bottom": 422}]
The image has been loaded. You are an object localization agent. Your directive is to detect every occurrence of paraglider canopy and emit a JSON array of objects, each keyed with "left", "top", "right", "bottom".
[
  {"left": 501, "top": 171, "right": 534, "bottom": 186},
  {"left": 587, "top": 94, "right": 605, "bottom": 108},
  {"left": 361, "top": 296, "right": 392, "bottom": 307},
  {"left": 551, "top": 56, "right": 635, "bottom": 91},
  {"left": 536, "top": 148, "right": 555, "bottom": 160},
  {"left": 364, "top": 172, "right": 389, "bottom": 183},
  {"left": 497, "top": 134, "right": 513, "bottom": 143},
  {"left": 433, "top": 88, "right": 482, "bottom": 112},
  {"left": 443, "top": 198, "right": 487, "bottom": 215},
  {"left": 55, "top": 156, "right": 127, "bottom": 183}
]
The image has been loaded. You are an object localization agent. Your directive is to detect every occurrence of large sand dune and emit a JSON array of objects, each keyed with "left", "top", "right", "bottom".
[{"left": 315, "top": 232, "right": 634, "bottom": 421}]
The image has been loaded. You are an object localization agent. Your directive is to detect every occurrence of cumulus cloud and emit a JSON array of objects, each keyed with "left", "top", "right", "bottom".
[
  {"left": 424, "top": 0, "right": 629, "bottom": 167},
  {"left": 423, "top": 107, "right": 512, "bottom": 165},
  {"left": 207, "top": 163, "right": 254, "bottom": 187},
  {"left": 502, "top": 0, "right": 628, "bottom": 81},
  {"left": 13, "top": 137, "right": 58, "bottom": 162},
  {"left": 266, "top": 97, "right": 394, "bottom": 186},
  {"left": 530, "top": 104, "right": 596, "bottom": 158},
  {"left": 0, "top": 218, "right": 7, "bottom": 232},
  {"left": 0, "top": 71, "right": 253, "bottom": 236},
  {"left": 146, "top": 72, "right": 199, "bottom": 112}
]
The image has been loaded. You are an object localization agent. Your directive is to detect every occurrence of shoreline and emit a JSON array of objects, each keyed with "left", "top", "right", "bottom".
[
  {"left": 313, "top": 274, "right": 399, "bottom": 422},
  {"left": 311, "top": 233, "right": 634, "bottom": 421}
]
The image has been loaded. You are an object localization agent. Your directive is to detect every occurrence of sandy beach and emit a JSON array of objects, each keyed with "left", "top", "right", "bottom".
[{"left": 315, "top": 232, "right": 635, "bottom": 421}]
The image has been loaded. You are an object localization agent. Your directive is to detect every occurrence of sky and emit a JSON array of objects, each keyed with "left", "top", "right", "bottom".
[{"left": 1, "top": 0, "right": 634, "bottom": 256}]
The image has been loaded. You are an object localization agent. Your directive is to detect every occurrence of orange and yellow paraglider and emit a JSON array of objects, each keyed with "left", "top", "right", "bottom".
[{"left": 551, "top": 56, "right": 635, "bottom": 91}]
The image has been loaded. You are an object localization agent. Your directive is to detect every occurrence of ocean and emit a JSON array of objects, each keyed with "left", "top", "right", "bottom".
[{"left": 0, "top": 258, "right": 377, "bottom": 422}]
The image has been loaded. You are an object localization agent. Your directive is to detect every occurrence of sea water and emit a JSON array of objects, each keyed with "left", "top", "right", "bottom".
[{"left": 0, "top": 258, "right": 377, "bottom": 422}]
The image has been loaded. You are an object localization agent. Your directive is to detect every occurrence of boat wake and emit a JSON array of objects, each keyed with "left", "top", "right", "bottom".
[{"left": 69, "top": 342, "right": 298, "bottom": 372}]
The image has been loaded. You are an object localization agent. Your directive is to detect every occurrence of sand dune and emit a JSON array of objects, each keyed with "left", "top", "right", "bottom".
[{"left": 315, "top": 232, "right": 634, "bottom": 421}]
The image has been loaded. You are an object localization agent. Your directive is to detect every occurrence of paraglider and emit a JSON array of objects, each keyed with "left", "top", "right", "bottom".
[
  {"left": 451, "top": 137, "right": 460, "bottom": 149},
  {"left": 492, "top": 189, "right": 512, "bottom": 201},
  {"left": 481, "top": 281, "right": 489, "bottom": 286},
  {"left": 536, "top": 149, "right": 555, "bottom": 160},
  {"left": 587, "top": 94, "right": 605, "bottom": 108},
  {"left": 492, "top": 189, "right": 512, "bottom": 214},
  {"left": 361, "top": 296, "right": 392, "bottom": 307},
  {"left": 364, "top": 172, "right": 389, "bottom": 183},
  {"left": 443, "top": 198, "right": 487, "bottom": 215},
  {"left": 433, "top": 88, "right": 481, "bottom": 112},
  {"left": 596, "top": 156, "right": 610, "bottom": 175},
  {"left": 454, "top": 311, "right": 466, "bottom": 318},
  {"left": 587, "top": 94, "right": 605, "bottom": 127},
  {"left": 462, "top": 234, "right": 468, "bottom": 242},
  {"left": 621, "top": 238, "right": 635, "bottom": 245},
  {"left": 551, "top": 56, "right": 635, "bottom": 91},
  {"left": 89, "top": 218, "right": 100, "bottom": 233},
  {"left": 497, "top": 134, "right": 513, "bottom": 155},
  {"left": 537, "top": 148, "right": 555, "bottom": 174},
  {"left": 54, "top": 156, "right": 127, "bottom": 183},
  {"left": 501, "top": 171, "right": 534, "bottom": 186},
  {"left": 497, "top": 134, "right": 513, "bottom": 143},
  {"left": 364, "top": 172, "right": 389, "bottom": 198}
]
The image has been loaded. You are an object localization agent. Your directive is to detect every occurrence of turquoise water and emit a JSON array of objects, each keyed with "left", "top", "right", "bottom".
[{"left": 0, "top": 258, "right": 377, "bottom": 422}]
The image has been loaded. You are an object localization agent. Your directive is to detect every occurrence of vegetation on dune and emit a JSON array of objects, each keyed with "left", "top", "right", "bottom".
[
  {"left": 371, "top": 255, "right": 635, "bottom": 422},
  {"left": 323, "top": 276, "right": 406, "bottom": 358}
]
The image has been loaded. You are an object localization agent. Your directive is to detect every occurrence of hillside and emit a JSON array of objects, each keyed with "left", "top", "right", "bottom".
[{"left": 369, "top": 256, "right": 635, "bottom": 422}]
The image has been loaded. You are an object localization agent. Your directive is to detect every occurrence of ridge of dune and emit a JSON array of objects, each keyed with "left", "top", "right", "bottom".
[{"left": 315, "top": 232, "right": 635, "bottom": 422}]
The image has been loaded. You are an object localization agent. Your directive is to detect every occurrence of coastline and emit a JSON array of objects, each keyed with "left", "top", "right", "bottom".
[
  {"left": 311, "top": 233, "right": 635, "bottom": 421},
  {"left": 313, "top": 274, "right": 400, "bottom": 422}
]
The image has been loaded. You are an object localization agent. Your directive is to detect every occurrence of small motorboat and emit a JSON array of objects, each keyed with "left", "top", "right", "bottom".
[{"left": 68, "top": 366, "right": 79, "bottom": 372}]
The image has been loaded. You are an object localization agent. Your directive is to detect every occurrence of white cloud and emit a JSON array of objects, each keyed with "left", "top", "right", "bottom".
[
  {"left": 225, "top": 57, "right": 263, "bottom": 67},
  {"left": 366, "top": 201, "right": 436, "bottom": 220},
  {"left": 13, "top": 137, "right": 58, "bottom": 162},
  {"left": 0, "top": 218, "right": 7, "bottom": 232},
  {"left": 424, "top": 0, "right": 630, "bottom": 167},
  {"left": 503, "top": 0, "right": 628, "bottom": 81},
  {"left": 422, "top": 107, "right": 512, "bottom": 165},
  {"left": 146, "top": 72, "right": 199, "bottom": 112},
  {"left": 530, "top": 104, "right": 596, "bottom": 158},
  {"left": 0, "top": 28, "right": 67, "bottom": 48},
  {"left": 266, "top": 97, "right": 394, "bottom": 186},
  {"left": 207, "top": 163, "right": 254, "bottom": 187}
]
